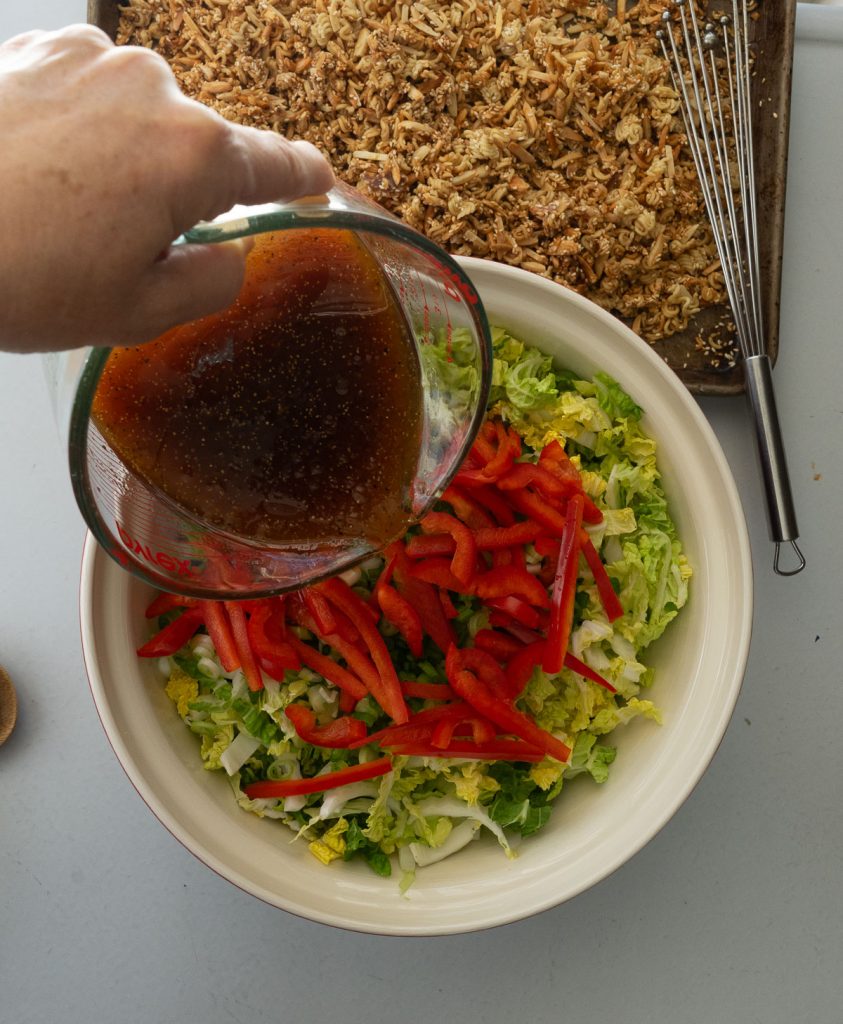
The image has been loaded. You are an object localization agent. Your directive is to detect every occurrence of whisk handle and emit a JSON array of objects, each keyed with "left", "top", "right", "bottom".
[{"left": 744, "top": 354, "right": 805, "bottom": 576}]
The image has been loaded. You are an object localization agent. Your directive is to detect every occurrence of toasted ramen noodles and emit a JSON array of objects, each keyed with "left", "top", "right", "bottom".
[{"left": 118, "top": 0, "right": 732, "bottom": 344}]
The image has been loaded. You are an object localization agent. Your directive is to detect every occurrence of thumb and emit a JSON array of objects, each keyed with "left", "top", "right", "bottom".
[{"left": 127, "top": 237, "right": 253, "bottom": 343}]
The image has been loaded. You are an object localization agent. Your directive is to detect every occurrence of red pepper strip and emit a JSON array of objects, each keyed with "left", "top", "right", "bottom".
[
  {"left": 400, "top": 681, "right": 456, "bottom": 701},
  {"left": 441, "top": 485, "right": 495, "bottom": 530},
  {"left": 316, "top": 577, "right": 409, "bottom": 725},
  {"left": 454, "top": 467, "right": 500, "bottom": 488},
  {"left": 474, "top": 566, "right": 551, "bottom": 609},
  {"left": 473, "top": 521, "right": 544, "bottom": 550},
  {"left": 199, "top": 601, "right": 240, "bottom": 672},
  {"left": 505, "top": 489, "right": 568, "bottom": 535},
  {"left": 338, "top": 689, "right": 357, "bottom": 714},
  {"left": 389, "top": 542, "right": 456, "bottom": 654},
  {"left": 505, "top": 640, "right": 547, "bottom": 699},
  {"left": 246, "top": 605, "right": 301, "bottom": 679},
  {"left": 455, "top": 647, "right": 510, "bottom": 698},
  {"left": 145, "top": 592, "right": 200, "bottom": 619},
  {"left": 420, "top": 511, "right": 478, "bottom": 586},
  {"left": 490, "top": 616, "right": 544, "bottom": 646},
  {"left": 470, "top": 430, "right": 497, "bottom": 464},
  {"left": 408, "top": 557, "right": 468, "bottom": 592},
  {"left": 579, "top": 533, "right": 624, "bottom": 622},
  {"left": 539, "top": 438, "right": 576, "bottom": 468},
  {"left": 376, "top": 582, "right": 424, "bottom": 657},
  {"left": 286, "top": 635, "right": 367, "bottom": 701},
  {"left": 431, "top": 717, "right": 457, "bottom": 749},
  {"left": 481, "top": 420, "right": 519, "bottom": 479},
  {"left": 465, "top": 484, "right": 516, "bottom": 525},
  {"left": 485, "top": 596, "right": 544, "bottom": 629},
  {"left": 438, "top": 588, "right": 458, "bottom": 620},
  {"left": 137, "top": 607, "right": 204, "bottom": 658},
  {"left": 543, "top": 494, "right": 584, "bottom": 675},
  {"left": 405, "top": 534, "right": 456, "bottom": 559},
  {"left": 497, "top": 462, "right": 570, "bottom": 498},
  {"left": 223, "top": 602, "right": 263, "bottom": 691},
  {"left": 284, "top": 704, "right": 368, "bottom": 748},
  {"left": 448, "top": 663, "right": 571, "bottom": 763},
  {"left": 368, "top": 700, "right": 475, "bottom": 749},
  {"left": 534, "top": 536, "right": 560, "bottom": 559},
  {"left": 361, "top": 700, "right": 474, "bottom": 747},
  {"left": 302, "top": 589, "right": 337, "bottom": 636},
  {"left": 386, "top": 740, "right": 545, "bottom": 763},
  {"left": 470, "top": 716, "right": 497, "bottom": 744},
  {"left": 509, "top": 545, "right": 526, "bottom": 570},
  {"left": 491, "top": 548, "right": 512, "bottom": 568},
  {"left": 564, "top": 652, "right": 617, "bottom": 694},
  {"left": 244, "top": 757, "right": 393, "bottom": 799},
  {"left": 321, "top": 632, "right": 386, "bottom": 704},
  {"left": 474, "top": 629, "right": 523, "bottom": 661}
]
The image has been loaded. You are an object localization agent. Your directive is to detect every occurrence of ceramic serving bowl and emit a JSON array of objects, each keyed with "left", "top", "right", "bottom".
[{"left": 80, "top": 257, "right": 753, "bottom": 936}]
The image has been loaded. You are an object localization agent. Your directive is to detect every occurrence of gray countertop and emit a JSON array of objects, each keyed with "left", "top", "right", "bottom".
[{"left": 2, "top": 4, "right": 842, "bottom": 1022}]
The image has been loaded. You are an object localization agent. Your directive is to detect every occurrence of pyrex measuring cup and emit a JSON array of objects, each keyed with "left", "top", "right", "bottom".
[{"left": 45, "top": 183, "right": 492, "bottom": 598}]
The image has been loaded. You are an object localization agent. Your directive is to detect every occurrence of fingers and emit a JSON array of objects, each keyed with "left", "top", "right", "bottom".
[
  {"left": 223, "top": 126, "right": 335, "bottom": 207},
  {"left": 124, "top": 238, "right": 254, "bottom": 345}
]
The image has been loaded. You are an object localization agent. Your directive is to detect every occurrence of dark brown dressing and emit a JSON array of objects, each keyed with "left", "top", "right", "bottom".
[{"left": 92, "top": 228, "right": 423, "bottom": 550}]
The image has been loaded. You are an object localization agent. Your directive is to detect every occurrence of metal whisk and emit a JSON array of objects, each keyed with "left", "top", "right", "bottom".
[{"left": 657, "top": 0, "right": 805, "bottom": 575}]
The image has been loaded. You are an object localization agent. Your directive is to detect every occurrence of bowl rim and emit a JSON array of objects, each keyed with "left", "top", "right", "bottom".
[{"left": 79, "top": 257, "right": 754, "bottom": 935}]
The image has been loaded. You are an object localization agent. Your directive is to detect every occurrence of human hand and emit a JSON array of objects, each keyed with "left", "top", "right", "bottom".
[{"left": 0, "top": 26, "right": 334, "bottom": 353}]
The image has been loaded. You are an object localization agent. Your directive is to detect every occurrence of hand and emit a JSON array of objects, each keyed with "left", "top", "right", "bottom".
[{"left": 0, "top": 26, "right": 334, "bottom": 353}]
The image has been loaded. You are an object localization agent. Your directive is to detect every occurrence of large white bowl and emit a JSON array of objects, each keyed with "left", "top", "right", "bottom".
[{"left": 80, "top": 258, "right": 753, "bottom": 936}]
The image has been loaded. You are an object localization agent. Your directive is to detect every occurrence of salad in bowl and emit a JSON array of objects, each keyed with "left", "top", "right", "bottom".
[
  {"left": 137, "top": 325, "right": 690, "bottom": 889},
  {"left": 81, "top": 258, "right": 750, "bottom": 935}
]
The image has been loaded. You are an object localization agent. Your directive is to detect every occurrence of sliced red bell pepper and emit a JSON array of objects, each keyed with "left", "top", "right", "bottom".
[
  {"left": 489, "top": 615, "right": 544, "bottom": 646},
  {"left": 286, "top": 635, "right": 367, "bottom": 701},
  {"left": 243, "top": 757, "right": 393, "bottom": 799},
  {"left": 564, "top": 652, "right": 617, "bottom": 693},
  {"left": 473, "top": 521, "right": 544, "bottom": 550},
  {"left": 464, "top": 484, "right": 516, "bottom": 525},
  {"left": 408, "top": 557, "right": 467, "bottom": 592},
  {"left": 481, "top": 421, "right": 521, "bottom": 479},
  {"left": 453, "top": 647, "right": 509, "bottom": 697},
  {"left": 473, "top": 629, "right": 523, "bottom": 661},
  {"left": 438, "top": 588, "right": 458, "bottom": 620},
  {"left": 338, "top": 689, "right": 357, "bottom": 714},
  {"left": 400, "top": 681, "right": 456, "bottom": 701},
  {"left": 485, "top": 596, "right": 544, "bottom": 629},
  {"left": 405, "top": 534, "right": 456, "bottom": 559},
  {"left": 579, "top": 533, "right": 624, "bottom": 622},
  {"left": 316, "top": 577, "right": 409, "bottom": 725},
  {"left": 543, "top": 494, "right": 584, "bottom": 675},
  {"left": 539, "top": 438, "right": 580, "bottom": 476},
  {"left": 474, "top": 565, "right": 550, "bottom": 608},
  {"left": 376, "top": 582, "right": 423, "bottom": 657},
  {"left": 420, "top": 511, "right": 478, "bottom": 586},
  {"left": 497, "top": 462, "right": 570, "bottom": 499},
  {"left": 284, "top": 703, "right": 368, "bottom": 748},
  {"left": 385, "top": 740, "right": 545, "bottom": 762},
  {"left": 225, "top": 601, "right": 264, "bottom": 691},
  {"left": 244, "top": 601, "right": 300, "bottom": 679},
  {"left": 431, "top": 716, "right": 457, "bottom": 749},
  {"left": 505, "top": 488, "right": 568, "bottom": 535},
  {"left": 302, "top": 588, "right": 337, "bottom": 636},
  {"left": 505, "top": 640, "right": 546, "bottom": 698},
  {"left": 448, "top": 664, "right": 571, "bottom": 763},
  {"left": 389, "top": 542, "right": 456, "bottom": 654},
  {"left": 137, "top": 607, "right": 204, "bottom": 658},
  {"left": 200, "top": 601, "right": 240, "bottom": 672},
  {"left": 441, "top": 485, "right": 495, "bottom": 530},
  {"left": 144, "top": 592, "right": 200, "bottom": 619}
]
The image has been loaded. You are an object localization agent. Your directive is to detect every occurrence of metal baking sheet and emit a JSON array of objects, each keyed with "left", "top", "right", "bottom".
[{"left": 89, "top": 0, "right": 796, "bottom": 395}]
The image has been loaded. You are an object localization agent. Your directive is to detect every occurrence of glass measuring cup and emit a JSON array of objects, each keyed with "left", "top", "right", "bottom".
[{"left": 45, "top": 183, "right": 492, "bottom": 598}]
